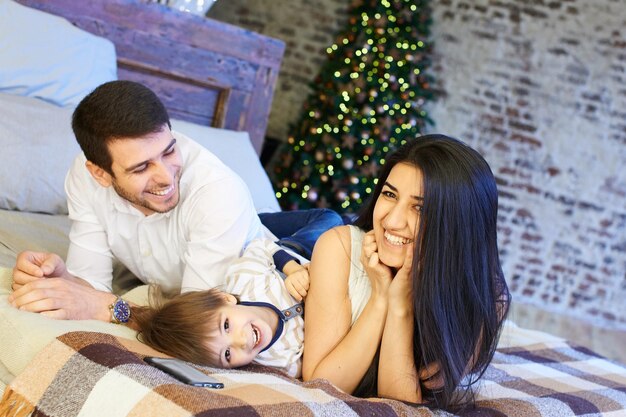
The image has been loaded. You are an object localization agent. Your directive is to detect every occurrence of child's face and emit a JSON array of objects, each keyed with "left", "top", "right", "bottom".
[{"left": 205, "top": 298, "right": 276, "bottom": 368}]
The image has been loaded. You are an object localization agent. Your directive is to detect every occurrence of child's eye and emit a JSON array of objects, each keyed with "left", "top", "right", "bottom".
[
  {"left": 225, "top": 348, "right": 231, "bottom": 363},
  {"left": 224, "top": 318, "right": 229, "bottom": 331},
  {"left": 414, "top": 205, "right": 423, "bottom": 213},
  {"left": 164, "top": 146, "right": 176, "bottom": 156}
]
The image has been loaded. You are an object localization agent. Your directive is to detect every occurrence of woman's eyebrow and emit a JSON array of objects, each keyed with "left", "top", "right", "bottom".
[{"left": 383, "top": 181, "right": 424, "bottom": 201}]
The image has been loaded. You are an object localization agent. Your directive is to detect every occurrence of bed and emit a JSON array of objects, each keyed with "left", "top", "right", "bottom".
[{"left": 1, "top": 1, "right": 625, "bottom": 416}]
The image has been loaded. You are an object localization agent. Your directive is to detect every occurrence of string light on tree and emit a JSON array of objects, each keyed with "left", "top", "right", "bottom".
[{"left": 270, "top": 0, "right": 436, "bottom": 213}]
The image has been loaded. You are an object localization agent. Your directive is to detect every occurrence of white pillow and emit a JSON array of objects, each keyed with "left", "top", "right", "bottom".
[
  {"left": 0, "top": 0, "right": 117, "bottom": 107},
  {"left": 171, "top": 119, "right": 281, "bottom": 213},
  {"left": 0, "top": 93, "right": 80, "bottom": 214}
]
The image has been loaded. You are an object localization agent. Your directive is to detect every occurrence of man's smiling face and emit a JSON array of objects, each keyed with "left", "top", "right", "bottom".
[{"left": 105, "top": 125, "right": 182, "bottom": 215}]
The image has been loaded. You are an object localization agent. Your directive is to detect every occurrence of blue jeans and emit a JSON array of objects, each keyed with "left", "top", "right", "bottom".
[{"left": 259, "top": 209, "right": 344, "bottom": 259}]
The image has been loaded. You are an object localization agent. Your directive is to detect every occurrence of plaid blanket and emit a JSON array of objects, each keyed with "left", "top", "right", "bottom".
[
  {"left": 462, "top": 340, "right": 626, "bottom": 416},
  {"left": 0, "top": 332, "right": 445, "bottom": 417},
  {"left": 1, "top": 331, "right": 626, "bottom": 417},
  {"left": 462, "top": 340, "right": 626, "bottom": 417}
]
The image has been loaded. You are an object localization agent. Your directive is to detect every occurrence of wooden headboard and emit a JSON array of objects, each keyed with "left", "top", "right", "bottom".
[{"left": 16, "top": 0, "right": 285, "bottom": 155}]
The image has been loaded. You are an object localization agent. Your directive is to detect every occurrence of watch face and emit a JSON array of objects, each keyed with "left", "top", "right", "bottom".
[{"left": 113, "top": 299, "right": 131, "bottom": 323}]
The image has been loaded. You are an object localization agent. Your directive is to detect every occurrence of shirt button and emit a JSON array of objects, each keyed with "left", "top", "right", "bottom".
[{"left": 142, "top": 251, "right": 152, "bottom": 257}]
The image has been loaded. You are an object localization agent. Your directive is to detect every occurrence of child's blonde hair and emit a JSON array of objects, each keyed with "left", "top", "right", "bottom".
[{"left": 132, "top": 287, "right": 232, "bottom": 366}]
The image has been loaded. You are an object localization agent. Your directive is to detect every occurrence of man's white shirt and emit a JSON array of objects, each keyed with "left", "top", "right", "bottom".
[{"left": 65, "top": 131, "right": 270, "bottom": 294}]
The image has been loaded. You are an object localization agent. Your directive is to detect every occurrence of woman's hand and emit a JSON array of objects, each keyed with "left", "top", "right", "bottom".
[
  {"left": 377, "top": 242, "right": 420, "bottom": 402},
  {"left": 388, "top": 243, "right": 414, "bottom": 312},
  {"left": 419, "top": 361, "right": 444, "bottom": 392},
  {"left": 360, "top": 231, "right": 393, "bottom": 296}
]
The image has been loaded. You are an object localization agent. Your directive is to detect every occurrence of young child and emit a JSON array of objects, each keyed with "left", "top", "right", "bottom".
[{"left": 132, "top": 238, "right": 309, "bottom": 378}]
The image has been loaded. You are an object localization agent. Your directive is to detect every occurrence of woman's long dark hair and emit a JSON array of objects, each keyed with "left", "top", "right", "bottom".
[{"left": 353, "top": 134, "right": 510, "bottom": 411}]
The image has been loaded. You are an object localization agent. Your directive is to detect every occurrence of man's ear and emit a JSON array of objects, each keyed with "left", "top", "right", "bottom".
[{"left": 85, "top": 161, "right": 113, "bottom": 187}]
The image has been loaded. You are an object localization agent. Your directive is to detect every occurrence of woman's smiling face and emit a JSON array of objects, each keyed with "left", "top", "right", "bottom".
[{"left": 373, "top": 163, "right": 424, "bottom": 269}]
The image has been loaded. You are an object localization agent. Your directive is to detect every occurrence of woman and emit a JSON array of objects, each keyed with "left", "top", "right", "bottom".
[{"left": 302, "top": 134, "right": 510, "bottom": 411}]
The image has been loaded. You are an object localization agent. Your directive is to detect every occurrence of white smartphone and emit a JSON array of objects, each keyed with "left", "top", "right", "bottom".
[{"left": 144, "top": 357, "right": 224, "bottom": 388}]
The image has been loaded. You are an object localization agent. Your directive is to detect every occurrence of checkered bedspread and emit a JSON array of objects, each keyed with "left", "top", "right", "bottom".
[
  {"left": 463, "top": 341, "right": 626, "bottom": 416},
  {"left": 1, "top": 330, "right": 625, "bottom": 417}
]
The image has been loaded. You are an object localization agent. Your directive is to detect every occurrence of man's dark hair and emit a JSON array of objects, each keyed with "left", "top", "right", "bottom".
[{"left": 72, "top": 80, "right": 171, "bottom": 175}]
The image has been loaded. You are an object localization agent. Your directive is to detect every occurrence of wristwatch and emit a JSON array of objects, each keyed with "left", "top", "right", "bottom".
[{"left": 109, "top": 297, "right": 131, "bottom": 324}]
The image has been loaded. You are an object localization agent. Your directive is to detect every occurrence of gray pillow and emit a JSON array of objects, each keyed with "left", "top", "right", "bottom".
[{"left": 0, "top": 93, "right": 80, "bottom": 214}]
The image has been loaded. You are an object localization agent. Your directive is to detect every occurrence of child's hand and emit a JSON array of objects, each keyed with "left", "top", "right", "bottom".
[{"left": 283, "top": 261, "right": 310, "bottom": 302}]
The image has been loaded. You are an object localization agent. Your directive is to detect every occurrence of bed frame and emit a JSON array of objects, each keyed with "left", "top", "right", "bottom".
[{"left": 16, "top": 0, "right": 285, "bottom": 155}]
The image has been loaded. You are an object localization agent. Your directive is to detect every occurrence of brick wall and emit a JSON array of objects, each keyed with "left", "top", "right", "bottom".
[
  {"left": 427, "top": 0, "right": 626, "bottom": 360},
  {"left": 209, "top": 0, "right": 626, "bottom": 359}
]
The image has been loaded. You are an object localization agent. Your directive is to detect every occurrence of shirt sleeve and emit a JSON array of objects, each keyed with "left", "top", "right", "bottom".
[
  {"left": 179, "top": 173, "right": 264, "bottom": 293},
  {"left": 272, "top": 250, "right": 299, "bottom": 273},
  {"left": 224, "top": 238, "right": 286, "bottom": 297},
  {"left": 64, "top": 155, "right": 114, "bottom": 292}
]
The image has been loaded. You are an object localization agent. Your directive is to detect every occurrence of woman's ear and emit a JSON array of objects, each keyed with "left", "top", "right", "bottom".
[{"left": 85, "top": 161, "right": 113, "bottom": 187}]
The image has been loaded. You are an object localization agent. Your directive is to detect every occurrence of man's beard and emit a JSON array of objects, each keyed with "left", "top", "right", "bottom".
[{"left": 112, "top": 172, "right": 181, "bottom": 214}]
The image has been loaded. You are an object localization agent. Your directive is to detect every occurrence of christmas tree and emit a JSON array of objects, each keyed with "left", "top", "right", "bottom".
[{"left": 270, "top": 0, "right": 436, "bottom": 213}]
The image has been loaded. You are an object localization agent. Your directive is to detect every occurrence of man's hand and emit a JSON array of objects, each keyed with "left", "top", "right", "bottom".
[
  {"left": 9, "top": 276, "right": 117, "bottom": 321},
  {"left": 283, "top": 260, "right": 310, "bottom": 301},
  {"left": 11, "top": 251, "right": 71, "bottom": 291},
  {"left": 9, "top": 251, "right": 117, "bottom": 321}
]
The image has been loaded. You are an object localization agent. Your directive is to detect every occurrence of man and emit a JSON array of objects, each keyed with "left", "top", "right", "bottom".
[{"left": 9, "top": 80, "right": 268, "bottom": 322}]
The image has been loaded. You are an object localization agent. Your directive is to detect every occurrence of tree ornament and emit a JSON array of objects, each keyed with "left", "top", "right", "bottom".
[{"left": 307, "top": 189, "right": 318, "bottom": 201}]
